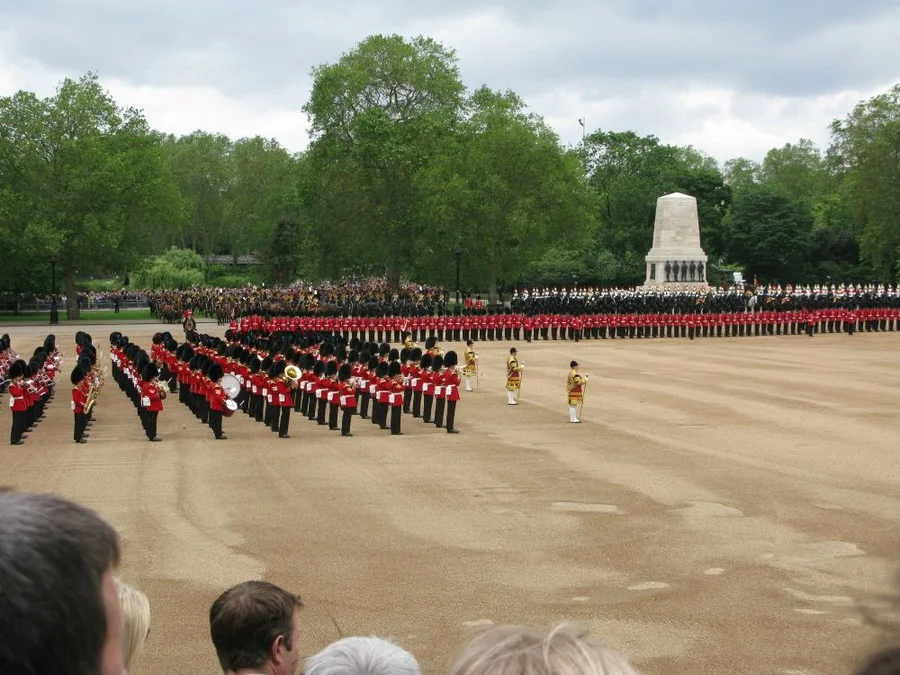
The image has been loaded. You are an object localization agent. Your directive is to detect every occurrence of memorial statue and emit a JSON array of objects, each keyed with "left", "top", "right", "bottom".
[{"left": 644, "top": 192, "right": 708, "bottom": 287}]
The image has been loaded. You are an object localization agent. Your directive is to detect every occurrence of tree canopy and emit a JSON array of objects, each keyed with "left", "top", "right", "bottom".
[{"left": 1, "top": 38, "right": 898, "bottom": 302}]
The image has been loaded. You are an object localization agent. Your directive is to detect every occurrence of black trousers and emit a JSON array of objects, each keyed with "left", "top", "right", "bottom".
[
  {"left": 359, "top": 392, "right": 370, "bottom": 419},
  {"left": 209, "top": 410, "right": 224, "bottom": 438},
  {"left": 317, "top": 397, "right": 327, "bottom": 425},
  {"left": 423, "top": 394, "right": 434, "bottom": 422},
  {"left": 74, "top": 412, "right": 88, "bottom": 441},
  {"left": 329, "top": 402, "right": 339, "bottom": 430},
  {"left": 446, "top": 400, "right": 457, "bottom": 432},
  {"left": 277, "top": 407, "right": 291, "bottom": 436},
  {"left": 390, "top": 405, "right": 402, "bottom": 435},
  {"left": 144, "top": 410, "right": 158, "bottom": 440},
  {"left": 11, "top": 410, "right": 27, "bottom": 443},
  {"left": 403, "top": 387, "right": 412, "bottom": 413},
  {"left": 412, "top": 390, "right": 422, "bottom": 417},
  {"left": 341, "top": 408, "right": 353, "bottom": 435},
  {"left": 434, "top": 397, "right": 446, "bottom": 427},
  {"left": 307, "top": 393, "right": 318, "bottom": 421}
]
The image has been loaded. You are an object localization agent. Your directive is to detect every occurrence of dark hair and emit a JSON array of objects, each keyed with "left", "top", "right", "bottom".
[
  {"left": 210, "top": 581, "right": 303, "bottom": 671},
  {"left": 856, "top": 648, "right": 900, "bottom": 675},
  {"left": 0, "top": 489, "right": 120, "bottom": 675}
]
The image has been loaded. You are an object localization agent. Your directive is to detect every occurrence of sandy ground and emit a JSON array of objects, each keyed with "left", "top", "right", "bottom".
[{"left": 0, "top": 321, "right": 898, "bottom": 675}]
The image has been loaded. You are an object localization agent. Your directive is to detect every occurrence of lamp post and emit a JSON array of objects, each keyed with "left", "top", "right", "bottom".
[
  {"left": 578, "top": 117, "right": 585, "bottom": 141},
  {"left": 49, "top": 262, "right": 59, "bottom": 325},
  {"left": 453, "top": 247, "right": 463, "bottom": 315}
]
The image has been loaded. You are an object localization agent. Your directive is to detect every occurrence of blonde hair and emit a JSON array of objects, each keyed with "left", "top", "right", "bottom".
[
  {"left": 114, "top": 577, "right": 151, "bottom": 671},
  {"left": 449, "top": 623, "right": 641, "bottom": 675}
]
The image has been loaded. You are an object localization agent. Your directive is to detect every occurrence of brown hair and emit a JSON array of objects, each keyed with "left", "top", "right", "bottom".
[
  {"left": 0, "top": 489, "right": 120, "bottom": 675},
  {"left": 210, "top": 580, "right": 303, "bottom": 671}
]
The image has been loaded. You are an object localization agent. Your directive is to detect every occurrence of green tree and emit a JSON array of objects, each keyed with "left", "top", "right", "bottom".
[
  {"left": 224, "top": 137, "right": 299, "bottom": 257},
  {"left": 165, "top": 131, "right": 233, "bottom": 255},
  {"left": 760, "top": 138, "right": 827, "bottom": 206},
  {"left": 0, "top": 73, "right": 181, "bottom": 318},
  {"left": 302, "top": 34, "right": 465, "bottom": 284},
  {"left": 133, "top": 247, "right": 206, "bottom": 290},
  {"left": 828, "top": 84, "right": 900, "bottom": 281},
  {"left": 723, "top": 157, "right": 762, "bottom": 194},
  {"left": 725, "top": 184, "right": 814, "bottom": 283},
  {"left": 420, "top": 87, "right": 596, "bottom": 297}
]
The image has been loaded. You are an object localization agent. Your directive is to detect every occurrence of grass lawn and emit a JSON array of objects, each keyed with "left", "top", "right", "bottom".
[{"left": 0, "top": 308, "right": 154, "bottom": 323}]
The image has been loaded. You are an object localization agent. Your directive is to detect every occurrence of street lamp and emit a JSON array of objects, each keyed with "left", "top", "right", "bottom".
[
  {"left": 49, "top": 262, "right": 59, "bottom": 325},
  {"left": 453, "top": 247, "right": 463, "bottom": 315},
  {"left": 578, "top": 117, "right": 585, "bottom": 140}
]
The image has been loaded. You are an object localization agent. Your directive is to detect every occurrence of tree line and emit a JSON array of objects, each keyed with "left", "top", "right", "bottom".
[{"left": 1, "top": 34, "right": 898, "bottom": 318}]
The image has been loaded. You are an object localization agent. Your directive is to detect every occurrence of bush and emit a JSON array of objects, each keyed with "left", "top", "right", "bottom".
[
  {"left": 77, "top": 279, "right": 123, "bottom": 292},
  {"left": 133, "top": 247, "right": 207, "bottom": 290}
]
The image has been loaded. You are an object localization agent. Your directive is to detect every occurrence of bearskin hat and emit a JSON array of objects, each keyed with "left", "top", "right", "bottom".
[
  {"left": 142, "top": 362, "right": 159, "bottom": 381},
  {"left": 379, "top": 342, "right": 390, "bottom": 356},
  {"left": 425, "top": 336, "right": 436, "bottom": 349},
  {"left": 152, "top": 332, "right": 163, "bottom": 345},
  {"left": 420, "top": 353, "right": 433, "bottom": 370},
  {"left": 367, "top": 355, "right": 379, "bottom": 371},
  {"left": 444, "top": 351, "right": 458, "bottom": 368},
  {"left": 70, "top": 365, "right": 86, "bottom": 385},
  {"left": 349, "top": 337, "right": 361, "bottom": 351},
  {"left": 376, "top": 361, "right": 389, "bottom": 378},
  {"left": 432, "top": 355, "right": 444, "bottom": 371},
  {"left": 43, "top": 335, "right": 56, "bottom": 352},
  {"left": 313, "top": 360, "right": 325, "bottom": 376},
  {"left": 388, "top": 360, "right": 402, "bottom": 378},
  {"left": 411, "top": 347, "right": 422, "bottom": 361},
  {"left": 339, "top": 363, "right": 352, "bottom": 381},
  {"left": 325, "top": 361, "right": 338, "bottom": 377},
  {"left": 399, "top": 348, "right": 410, "bottom": 363},
  {"left": 208, "top": 362, "right": 224, "bottom": 382},
  {"left": 8, "top": 360, "right": 26, "bottom": 379},
  {"left": 248, "top": 356, "right": 261, "bottom": 374},
  {"left": 0, "top": 334, "right": 10, "bottom": 351},
  {"left": 388, "top": 348, "right": 399, "bottom": 362},
  {"left": 359, "top": 349, "right": 371, "bottom": 364},
  {"left": 260, "top": 356, "right": 273, "bottom": 373}
]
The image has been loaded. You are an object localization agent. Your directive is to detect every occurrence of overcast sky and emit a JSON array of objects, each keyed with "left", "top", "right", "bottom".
[{"left": 1, "top": 1, "right": 897, "bottom": 163}]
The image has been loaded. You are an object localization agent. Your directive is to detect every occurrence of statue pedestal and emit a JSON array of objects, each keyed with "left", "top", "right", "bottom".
[{"left": 644, "top": 192, "right": 708, "bottom": 287}]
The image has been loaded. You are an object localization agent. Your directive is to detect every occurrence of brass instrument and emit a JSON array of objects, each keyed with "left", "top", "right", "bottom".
[
  {"left": 284, "top": 364, "right": 301, "bottom": 382},
  {"left": 84, "top": 384, "right": 99, "bottom": 414}
]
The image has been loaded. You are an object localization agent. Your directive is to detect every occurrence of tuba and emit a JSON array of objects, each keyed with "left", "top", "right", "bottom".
[{"left": 284, "top": 364, "right": 301, "bottom": 382}]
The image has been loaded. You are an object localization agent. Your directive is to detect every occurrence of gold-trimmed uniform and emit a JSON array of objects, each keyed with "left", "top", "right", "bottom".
[
  {"left": 567, "top": 369, "right": 586, "bottom": 406},
  {"left": 506, "top": 355, "right": 522, "bottom": 391},
  {"left": 463, "top": 346, "right": 478, "bottom": 377}
]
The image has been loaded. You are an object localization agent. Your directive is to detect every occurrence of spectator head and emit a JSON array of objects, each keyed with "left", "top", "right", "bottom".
[
  {"left": 115, "top": 578, "right": 151, "bottom": 672},
  {"left": 210, "top": 580, "right": 303, "bottom": 675},
  {"left": 449, "top": 623, "right": 641, "bottom": 675},
  {"left": 0, "top": 488, "right": 124, "bottom": 675},
  {"left": 305, "top": 636, "right": 420, "bottom": 675}
]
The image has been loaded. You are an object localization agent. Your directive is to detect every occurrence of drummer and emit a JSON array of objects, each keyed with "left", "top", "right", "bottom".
[{"left": 206, "top": 362, "right": 232, "bottom": 440}]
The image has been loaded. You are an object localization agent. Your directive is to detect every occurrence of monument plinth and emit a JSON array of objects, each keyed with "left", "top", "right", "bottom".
[{"left": 644, "top": 192, "right": 708, "bottom": 287}]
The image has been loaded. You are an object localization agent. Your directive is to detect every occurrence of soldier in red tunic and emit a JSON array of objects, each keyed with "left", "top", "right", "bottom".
[
  {"left": 388, "top": 360, "right": 405, "bottom": 436},
  {"left": 206, "top": 363, "right": 229, "bottom": 440},
  {"left": 338, "top": 363, "right": 357, "bottom": 437},
  {"left": 442, "top": 351, "right": 461, "bottom": 434},
  {"left": 139, "top": 363, "right": 165, "bottom": 442},
  {"left": 7, "top": 360, "right": 28, "bottom": 445}
]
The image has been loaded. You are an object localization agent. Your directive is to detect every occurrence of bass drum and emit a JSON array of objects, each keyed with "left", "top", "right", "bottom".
[{"left": 220, "top": 374, "right": 241, "bottom": 399}]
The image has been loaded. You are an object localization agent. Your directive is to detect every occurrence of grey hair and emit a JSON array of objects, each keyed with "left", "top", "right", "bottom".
[
  {"left": 305, "top": 636, "right": 421, "bottom": 675},
  {"left": 449, "top": 622, "right": 641, "bottom": 675}
]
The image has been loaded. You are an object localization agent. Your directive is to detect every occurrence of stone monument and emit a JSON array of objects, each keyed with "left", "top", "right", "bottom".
[{"left": 644, "top": 192, "right": 708, "bottom": 287}]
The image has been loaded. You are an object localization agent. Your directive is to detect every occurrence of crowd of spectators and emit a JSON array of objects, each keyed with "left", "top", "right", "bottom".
[{"left": 1, "top": 488, "right": 896, "bottom": 675}]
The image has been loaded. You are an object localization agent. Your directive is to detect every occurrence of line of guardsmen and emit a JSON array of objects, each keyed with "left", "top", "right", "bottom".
[
  {"left": 227, "top": 306, "right": 897, "bottom": 344},
  {"left": 4, "top": 334, "right": 61, "bottom": 445},
  {"left": 159, "top": 330, "right": 464, "bottom": 439}
]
